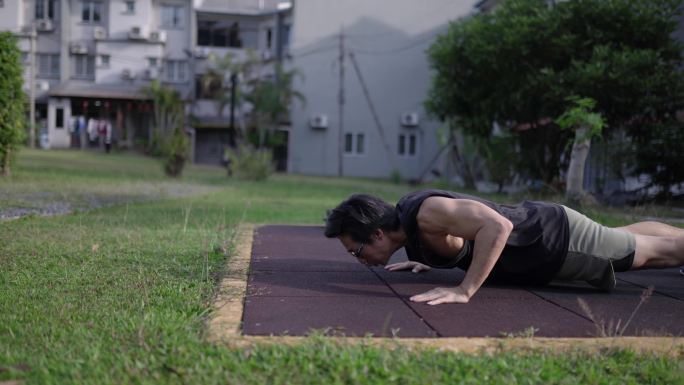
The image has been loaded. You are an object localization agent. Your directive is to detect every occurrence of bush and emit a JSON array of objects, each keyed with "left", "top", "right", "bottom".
[
  {"left": 0, "top": 32, "right": 26, "bottom": 177},
  {"left": 225, "top": 145, "right": 273, "bottom": 181},
  {"left": 162, "top": 127, "right": 189, "bottom": 177}
]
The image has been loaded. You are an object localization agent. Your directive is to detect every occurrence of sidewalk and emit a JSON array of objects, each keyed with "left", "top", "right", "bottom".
[{"left": 242, "top": 225, "right": 684, "bottom": 338}]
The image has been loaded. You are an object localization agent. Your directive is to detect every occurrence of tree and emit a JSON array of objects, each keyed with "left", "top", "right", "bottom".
[
  {"left": 201, "top": 50, "right": 260, "bottom": 146},
  {"left": 245, "top": 64, "right": 305, "bottom": 148},
  {"left": 0, "top": 32, "right": 26, "bottom": 177},
  {"left": 141, "top": 80, "right": 184, "bottom": 155},
  {"left": 140, "top": 80, "right": 188, "bottom": 176},
  {"left": 426, "top": 0, "right": 684, "bottom": 193},
  {"left": 555, "top": 97, "right": 605, "bottom": 202}
]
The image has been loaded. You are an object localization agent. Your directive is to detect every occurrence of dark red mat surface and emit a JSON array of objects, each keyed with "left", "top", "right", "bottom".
[{"left": 241, "top": 225, "right": 684, "bottom": 338}]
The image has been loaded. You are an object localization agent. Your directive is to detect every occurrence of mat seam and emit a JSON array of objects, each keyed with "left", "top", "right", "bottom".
[{"left": 369, "top": 268, "right": 443, "bottom": 338}]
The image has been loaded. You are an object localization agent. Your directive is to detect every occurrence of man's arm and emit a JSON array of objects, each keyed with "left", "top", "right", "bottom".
[{"left": 409, "top": 196, "right": 513, "bottom": 305}]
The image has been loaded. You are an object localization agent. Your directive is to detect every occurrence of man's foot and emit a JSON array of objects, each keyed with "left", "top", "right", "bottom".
[{"left": 680, "top": 267, "right": 684, "bottom": 276}]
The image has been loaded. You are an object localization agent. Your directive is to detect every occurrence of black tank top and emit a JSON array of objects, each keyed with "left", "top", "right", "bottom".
[{"left": 396, "top": 189, "right": 569, "bottom": 285}]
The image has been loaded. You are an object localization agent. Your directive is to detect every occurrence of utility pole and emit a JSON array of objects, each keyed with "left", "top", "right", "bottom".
[
  {"left": 337, "top": 26, "right": 345, "bottom": 177},
  {"left": 29, "top": 23, "right": 36, "bottom": 148}
]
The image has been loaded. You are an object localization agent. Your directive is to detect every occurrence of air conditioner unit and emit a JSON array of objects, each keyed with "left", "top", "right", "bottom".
[
  {"left": 193, "top": 47, "right": 209, "bottom": 59},
  {"left": 69, "top": 42, "right": 88, "bottom": 54},
  {"left": 400, "top": 112, "right": 419, "bottom": 127},
  {"left": 144, "top": 67, "right": 159, "bottom": 80},
  {"left": 93, "top": 26, "right": 106, "bottom": 40},
  {"left": 261, "top": 50, "right": 272, "bottom": 61},
  {"left": 36, "top": 80, "right": 50, "bottom": 92},
  {"left": 149, "top": 30, "right": 166, "bottom": 43},
  {"left": 121, "top": 68, "right": 136, "bottom": 80},
  {"left": 128, "top": 26, "right": 146, "bottom": 40},
  {"left": 36, "top": 19, "right": 54, "bottom": 32},
  {"left": 309, "top": 114, "right": 328, "bottom": 129}
]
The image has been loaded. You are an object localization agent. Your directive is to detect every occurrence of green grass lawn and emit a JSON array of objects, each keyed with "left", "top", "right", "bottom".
[{"left": 1, "top": 149, "right": 682, "bottom": 384}]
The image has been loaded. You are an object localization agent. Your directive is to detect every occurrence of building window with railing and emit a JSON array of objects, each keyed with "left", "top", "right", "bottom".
[
  {"left": 344, "top": 132, "right": 366, "bottom": 156},
  {"left": 37, "top": 53, "right": 60, "bottom": 78},
  {"left": 161, "top": 5, "right": 184, "bottom": 28},
  {"left": 197, "top": 21, "right": 246, "bottom": 48},
  {"left": 164, "top": 60, "right": 187, "bottom": 82},
  {"left": 35, "top": 0, "right": 58, "bottom": 20},
  {"left": 81, "top": 0, "right": 102, "bottom": 23},
  {"left": 73, "top": 55, "right": 95, "bottom": 79}
]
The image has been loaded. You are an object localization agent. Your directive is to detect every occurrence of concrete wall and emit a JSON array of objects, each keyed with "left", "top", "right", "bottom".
[{"left": 288, "top": 0, "right": 477, "bottom": 179}]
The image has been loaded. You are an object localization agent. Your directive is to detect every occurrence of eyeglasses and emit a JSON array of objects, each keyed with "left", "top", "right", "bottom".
[{"left": 350, "top": 242, "right": 365, "bottom": 259}]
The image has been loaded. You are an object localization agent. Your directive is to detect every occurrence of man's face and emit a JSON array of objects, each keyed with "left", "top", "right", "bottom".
[{"left": 339, "top": 231, "right": 391, "bottom": 267}]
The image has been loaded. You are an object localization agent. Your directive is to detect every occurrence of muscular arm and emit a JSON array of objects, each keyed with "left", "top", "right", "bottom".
[{"left": 409, "top": 196, "right": 513, "bottom": 305}]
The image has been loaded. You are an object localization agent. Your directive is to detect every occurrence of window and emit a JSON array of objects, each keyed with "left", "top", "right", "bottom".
[
  {"left": 398, "top": 133, "right": 417, "bottom": 157},
  {"left": 73, "top": 55, "right": 95, "bottom": 78},
  {"left": 148, "top": 58, "right": 158, "bottom": 67},
  {"left": 55, "top": 108, "right": 64, "bottom": 129},
  {"left": 164, "top": 60, "right": 187, "bottom": 82},
  {"left": 99, "top": 54, "right": 110, "bottom": 67},
  {"left": 81, "top": 1, "right": 102, "bottom": 23},
  {"left": 197, "top": 20, "right": 243, "bottom": 48},
  {"left": 35, "top": 0, "right": 57, "bottom": 20},
  {"left": 266, "top": 28, "right": 272, "bottom": 49},
  {"left": 281, "top": 24, "right": 291, "bottom": 50},
  {"left": 344, "top": 132, "right": 366, "bottom": 155},
  {"left": 124, "top": 1, "right": 135, "bottom": 13},
  {"left": 37, "top": 53, "right": 60, "bottom": 77},
  {"left": 161, "top": 5, "right": 184, "bottom": 28}
]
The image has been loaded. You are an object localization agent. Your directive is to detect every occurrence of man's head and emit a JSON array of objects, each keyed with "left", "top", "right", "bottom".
[{"left": 325, "top": 194, "right": 400, "bottom": 266}]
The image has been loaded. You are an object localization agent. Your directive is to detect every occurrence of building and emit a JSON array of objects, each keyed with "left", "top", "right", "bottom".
[
  {"left": 287, "top": 0, "right": 478, "bottom": 180},
  {"left": 1, "top": 0, "right": 291, "bottom": 164},
  {"left": 4, "top": 0, "right": 482, "bottom": 181}
]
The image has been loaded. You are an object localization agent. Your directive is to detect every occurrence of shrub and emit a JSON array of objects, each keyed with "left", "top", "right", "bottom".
[
  {"left": 225, "top": 145, "right": 273, "bottom": 181},
  {"left": 0, "top": 32, "right": 26, "bottom": 177},
  {"left": 162, "top": 127, "right": 189, "bottom": 177}
]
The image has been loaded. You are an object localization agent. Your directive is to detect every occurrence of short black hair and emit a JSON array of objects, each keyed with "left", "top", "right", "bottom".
[{"left": 324, "top": 194, "right": 399, "bottom": 243}]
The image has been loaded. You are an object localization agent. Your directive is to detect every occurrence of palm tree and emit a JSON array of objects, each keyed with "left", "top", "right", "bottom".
[{"left": 246, "top": 64, "right": 305, "bottom": 148}]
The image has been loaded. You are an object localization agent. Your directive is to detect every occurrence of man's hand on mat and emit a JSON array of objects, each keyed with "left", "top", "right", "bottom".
[
  {"left": 409, "top": 286, "right": 470, "bottom": 305},
  {"left": 385, "top": 261, "right": 431, "bottom": 273}
]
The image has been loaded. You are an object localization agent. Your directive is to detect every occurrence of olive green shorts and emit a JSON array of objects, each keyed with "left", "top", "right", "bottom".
[{"left": 554, "top": 205, "right": 636, "bottom": 290}]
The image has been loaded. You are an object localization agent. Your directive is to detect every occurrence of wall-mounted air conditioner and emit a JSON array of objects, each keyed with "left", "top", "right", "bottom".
[
  {"left": 121, "top": 68, "right": 136, "bottom": 80},
  {"left": 36, "top": 19, "right": 54, "bottom": 32},
  {"left": 93, "top": 26, "right": 106, "bottom": 40},
  {"left": 194, "top": 47, "right": 209, "bottom": 59},
  {"left": 309, "top": 114, "right": 328, "bottom": 129},
  {"left": 261, "top": 50, "right": 272, "bottom": 61},
  {"left": 149, "top": 31, "right": 166, "bottom": 43},
  {"left": 36, "top": 81, "right": 50, "bottom": 92},
  {"left": 69, "top": 42, "right": 88, "bottom": 54},
  {"left": 128, "top": 26, "right": 146, "bottom": 40},
  {"left": 400, "top": 112, "right": 419, "bottom": 127}
]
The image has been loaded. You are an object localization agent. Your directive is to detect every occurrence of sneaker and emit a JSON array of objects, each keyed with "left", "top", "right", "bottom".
[{"left": 680, "top": 267, "right": 684, "bottom": 276}]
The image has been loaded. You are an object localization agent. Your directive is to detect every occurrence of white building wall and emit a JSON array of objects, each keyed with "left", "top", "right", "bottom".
[
  {"left": 0, "top": 0, "right": 24, "bottom": 33},
  {"left": 288, "top": 0, "right": 477, "bottom": 179}
]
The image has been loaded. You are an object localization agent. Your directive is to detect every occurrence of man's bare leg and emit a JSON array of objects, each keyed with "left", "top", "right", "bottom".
[
  {"left": 631, "top": 234, "right": 684, "bottom": 269},
  {"left": 615, "top": 221, "right": 684, "bottom": 237}
]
